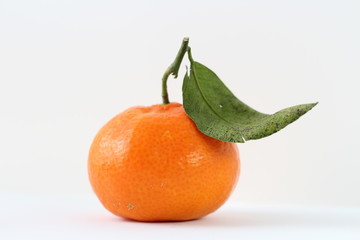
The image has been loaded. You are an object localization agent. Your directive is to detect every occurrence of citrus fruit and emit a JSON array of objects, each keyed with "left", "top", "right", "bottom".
[{"left": 88, "top": 103, "right": 240, "bottom": 221}]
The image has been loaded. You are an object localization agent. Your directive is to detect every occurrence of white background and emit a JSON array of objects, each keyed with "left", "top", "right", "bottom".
[{"left": 1, "top": 0, "right": 359, "bottom": 208}]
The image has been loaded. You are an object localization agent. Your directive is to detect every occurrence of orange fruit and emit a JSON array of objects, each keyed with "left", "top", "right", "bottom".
[{"left": 88, "top": 102, "right": 240, "bottom": 221}]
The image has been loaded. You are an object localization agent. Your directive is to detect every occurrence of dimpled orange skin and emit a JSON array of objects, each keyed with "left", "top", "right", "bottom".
[{"left": 88, "top": 103, "right": 240, "bottom": 222}]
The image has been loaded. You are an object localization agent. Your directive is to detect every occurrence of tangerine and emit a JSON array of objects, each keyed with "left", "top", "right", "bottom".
[{"left": 88, "top": 103, "right": 240, "bottom": 221}]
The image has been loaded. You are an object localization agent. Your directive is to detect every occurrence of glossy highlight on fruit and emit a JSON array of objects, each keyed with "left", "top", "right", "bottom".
[{"left": 88, "top": 103, "right": 240, "bottom": 221}]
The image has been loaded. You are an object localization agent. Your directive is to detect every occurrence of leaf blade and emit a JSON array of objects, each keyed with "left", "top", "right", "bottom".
[{"left": 182, "top": 61, "right": 317, "bottom": 143}]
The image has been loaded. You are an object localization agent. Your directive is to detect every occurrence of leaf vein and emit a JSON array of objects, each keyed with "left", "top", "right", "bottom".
[{"left": 190, "top": 62, "right": 236, "bottom": 127}]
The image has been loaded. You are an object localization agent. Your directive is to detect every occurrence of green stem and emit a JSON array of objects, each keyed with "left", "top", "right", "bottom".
[
  {"left": 162, "top": 37, "right": 189, "bottom": 105},
  {"left": 187, "top": 47, "right": 194, "bottom": 63}
]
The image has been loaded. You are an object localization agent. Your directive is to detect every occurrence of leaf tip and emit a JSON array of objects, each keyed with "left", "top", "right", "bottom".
[{"left": 306, "top": 102, "right": 319, "bottom": 111}]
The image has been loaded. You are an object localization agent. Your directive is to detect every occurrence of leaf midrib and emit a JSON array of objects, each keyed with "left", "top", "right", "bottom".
[{"left": 190, "top": 62, "right": 238, "bottom": 127}]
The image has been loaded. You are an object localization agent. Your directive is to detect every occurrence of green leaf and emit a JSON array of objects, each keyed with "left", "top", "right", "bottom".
[{"left": 182, "top": 59, "right": 317, "bottom": 143}]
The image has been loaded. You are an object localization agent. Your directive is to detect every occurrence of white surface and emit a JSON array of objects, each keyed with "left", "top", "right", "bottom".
[
  {"left": 1, "top": 193, "right": 359, "bottom": 240},
  {"left": 1, "top": 0, "right": 360, "bottom": 207}
]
